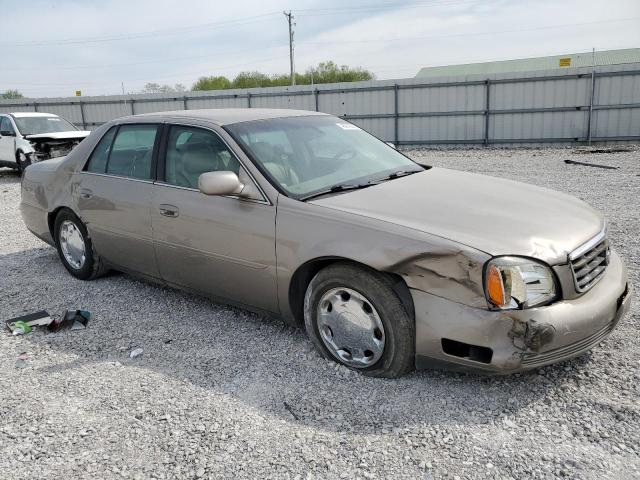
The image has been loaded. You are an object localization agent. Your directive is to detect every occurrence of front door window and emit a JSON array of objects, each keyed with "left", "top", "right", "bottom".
[{"left": 164, "top": 125, "right": 241, "bottom": 189}]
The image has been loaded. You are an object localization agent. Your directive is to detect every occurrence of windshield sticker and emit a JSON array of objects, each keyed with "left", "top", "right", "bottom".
[{"left": 336, "top": 123, "right": 360, "bottom": 130}]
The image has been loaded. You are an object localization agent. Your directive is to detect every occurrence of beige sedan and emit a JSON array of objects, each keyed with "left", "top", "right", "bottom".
[{"left": 20, "top": 109, "right": 631, "bottom": 377}]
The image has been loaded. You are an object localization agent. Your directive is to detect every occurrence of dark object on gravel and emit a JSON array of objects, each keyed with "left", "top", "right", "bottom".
[
  {"left": 564, "top": 159, "right": 618, "bottom": 170},
  {"left": 573, "top": 147, "right": 633, "bottom": 154},
  {"left": 283, "top": 401, "right": 299, "bottom": 421},
  {"left": 6, "top": 310, "right": 52, "bottom": 334},
  {"left": 48, "top": 310, "right": 90, "bottom": 332}
]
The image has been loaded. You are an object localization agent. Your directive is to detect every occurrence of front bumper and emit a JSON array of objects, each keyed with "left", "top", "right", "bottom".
[{"left": 413, "top": 250, "right": 632, "bottom": 373}]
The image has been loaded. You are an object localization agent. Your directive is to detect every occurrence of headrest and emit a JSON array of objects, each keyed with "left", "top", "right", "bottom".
[
  {"left": 250, "top": 141, "right": 276, "bottom": 163},
  {"left": 181, "top": 143, "right": 218, "bottom": 174}
]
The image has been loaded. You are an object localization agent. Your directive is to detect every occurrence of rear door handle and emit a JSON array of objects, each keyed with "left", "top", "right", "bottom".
[
  {"left": 159, "top": 204, "right": 179, "bottom": 218},
  {"left": 79, "top": 188, "right": 93, "bottom": 199}
]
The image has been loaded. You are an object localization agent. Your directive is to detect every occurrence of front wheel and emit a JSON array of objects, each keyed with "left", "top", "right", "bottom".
[
  {"left": 16, "top": 151, "right": 31, "bottom": 174},
  {"left": 54, "top": 209, "right": 107, "bottom": 280},
  {"left": 304, "top": 263, "right": 415, "bottom": 378}
]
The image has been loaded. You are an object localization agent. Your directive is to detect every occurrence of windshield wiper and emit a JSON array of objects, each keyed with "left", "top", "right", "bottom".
[
  {"left": 300, "top": 182, "right": 373, "bottom": 201},
  {"left": 301, "top": 169, "right": 423, "bottom": 201},
  {"left": 368, "top": 169, "right": 422, "bottom": 184}
]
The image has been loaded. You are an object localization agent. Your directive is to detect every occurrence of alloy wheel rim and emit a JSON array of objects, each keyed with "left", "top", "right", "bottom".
[
  {"left": 59, "top": 220, "right": 86, "bottom": 270},
  {"left": 317, "top": 287, "right": 386, "bottom": 368}
]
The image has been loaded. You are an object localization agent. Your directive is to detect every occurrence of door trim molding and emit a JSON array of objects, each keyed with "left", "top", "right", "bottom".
[
  {"left": 153, "top": 180, "right": 271, "bottom": 206},
  {"left": 154, "top": 237, "right": 269, "bottom": 270}
]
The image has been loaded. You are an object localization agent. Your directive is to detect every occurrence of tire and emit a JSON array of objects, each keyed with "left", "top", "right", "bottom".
[
  {"left": 16, "top": 151, "right": 31, "bottom": 174},
  {"left": 304, "top": 263, "right": 415, "bottom": 378},
  {"left": 53, "top": 209, "right": 108, "bottom": 280}
]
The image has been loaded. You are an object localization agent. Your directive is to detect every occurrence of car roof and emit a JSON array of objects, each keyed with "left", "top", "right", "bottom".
[
  {"left": 10, "top": 112, "right": 60, "bottom": 118},
  {"left": 129, "top": 108, "right": 329, "bottom": 126}
]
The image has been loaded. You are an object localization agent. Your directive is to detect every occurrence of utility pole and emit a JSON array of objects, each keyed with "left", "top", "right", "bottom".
[
  {"left": 283, "top": 10, "right": 295, "bottom": 86},
  {"left": 587, "top": 47, "right": 596, "bottom": 146}
]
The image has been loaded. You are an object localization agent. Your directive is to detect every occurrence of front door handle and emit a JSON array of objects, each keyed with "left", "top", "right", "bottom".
[
  {"left": 159, "top": 204, "right": 179, "bottom": 218},
  {"left": 79, "top": 188, "right": 93, "bottom": 199}
]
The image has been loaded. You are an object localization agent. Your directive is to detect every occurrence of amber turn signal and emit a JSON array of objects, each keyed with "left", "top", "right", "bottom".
[{"left": 486, "top": 264, "right": 506, "bottom": 307}]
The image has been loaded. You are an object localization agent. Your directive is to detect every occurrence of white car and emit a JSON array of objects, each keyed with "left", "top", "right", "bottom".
[{"left": 0, "top": 112, "right": 90, "bottom": 173}]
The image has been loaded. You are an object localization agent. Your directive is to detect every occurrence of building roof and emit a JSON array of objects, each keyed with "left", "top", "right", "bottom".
[
  {"left": 134, "top": 108, "right": 327, "bottom": 126},
  {"left": 415, "top": 48, "right": 640, "bottom": 78}
]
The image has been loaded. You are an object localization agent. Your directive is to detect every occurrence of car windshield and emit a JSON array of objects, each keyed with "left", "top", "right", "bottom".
[
  {"left": 225, "top": 115, "right": 423, "bottom": 199},
  {"left": 14, "top": 115, "right": 77, "bottom": 135}
]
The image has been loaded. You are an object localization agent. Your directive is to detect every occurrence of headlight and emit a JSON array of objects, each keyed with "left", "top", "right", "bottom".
[{"left": 484, "top": 257, "right": 557, "bottom": 309}]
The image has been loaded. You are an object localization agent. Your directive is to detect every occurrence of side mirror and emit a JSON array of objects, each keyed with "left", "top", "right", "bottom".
[
  {"left": 198, "top": 170, "right": 264, "bottom": 200},
  {"left": 198, "top": 171, "right": 243, "bottom": 196}
]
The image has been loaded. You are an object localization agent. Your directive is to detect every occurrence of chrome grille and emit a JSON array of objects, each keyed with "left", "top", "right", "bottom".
[{"left": 569, "top": 231, "right": 609, "bottom": 293}]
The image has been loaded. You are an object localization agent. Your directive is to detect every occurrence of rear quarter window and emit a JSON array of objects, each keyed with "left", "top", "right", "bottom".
[{"left": 85, "top": 127, "right": 117, "bottom": 173}]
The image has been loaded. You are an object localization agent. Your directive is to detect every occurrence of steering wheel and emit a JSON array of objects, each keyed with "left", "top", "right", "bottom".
[{"left": 333, "top": 149, "right": 358, "bottom": 161}]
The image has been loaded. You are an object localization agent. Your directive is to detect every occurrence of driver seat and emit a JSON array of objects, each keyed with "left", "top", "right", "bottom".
[
  {"left": 251, "top": 141, "right": 299, "bottom": 186},
  {"left": 176, "top": 143, "right": 222, "bottom": 189}
]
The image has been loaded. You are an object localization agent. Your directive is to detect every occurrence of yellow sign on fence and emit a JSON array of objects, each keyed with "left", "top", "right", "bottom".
[
  {"left": 559, "top": 58, "right": 571, "bottom": 67},
  {"left": 75, "top": 90, "right": 82, "bottom": 97}
]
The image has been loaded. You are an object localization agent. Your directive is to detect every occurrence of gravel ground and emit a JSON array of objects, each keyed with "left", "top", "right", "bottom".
[{"left": 1, "top": 147, "right": 639, "bottom": 480}]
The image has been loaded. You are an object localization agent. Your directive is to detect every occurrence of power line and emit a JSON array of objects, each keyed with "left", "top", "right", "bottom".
[
  {"left": 6, "top": 15, "right": 633, "bottom": 72},
  {"left": 4, "top": 1, "right": 482, "bottom": 47},
  {"left": 295, "top": 0, "right": 466, "bottom": 11},
  {"left": 297, "top": 17, "right": 640, "bottom": 46},
  {"left": 5, "top": 45, "right": 289, "bottom": 72},
  {"left": 295, "top": 0, "right": 482, "bottom": 17},
  {"left": 5, "top": 11, "right": 281, "bottom": 47}
]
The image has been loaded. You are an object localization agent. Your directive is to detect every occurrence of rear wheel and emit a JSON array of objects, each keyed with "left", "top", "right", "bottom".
[
  {"left": 304, "top": 263, "right": 415, "bottom": 378},
  {"left": 16, "top": 151, "right": 31, "bottom": 174},
  {"left": 54, "top": 209, "right": 108, "bottom": 280}
]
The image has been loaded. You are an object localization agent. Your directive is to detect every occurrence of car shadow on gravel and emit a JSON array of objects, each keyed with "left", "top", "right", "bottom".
[
  {"left": 0, "top": 169, "right": 20, "bottom": 182},
  {"left": 2, "top": 246, "right": 602, "bottom": 433}
]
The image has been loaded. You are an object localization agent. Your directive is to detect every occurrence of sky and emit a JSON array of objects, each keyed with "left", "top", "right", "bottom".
[{"left": 1, "top": 0, "right": 639, "bottom": 98}]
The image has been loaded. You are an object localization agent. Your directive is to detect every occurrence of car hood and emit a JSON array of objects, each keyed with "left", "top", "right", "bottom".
[
  {"left": 310, "top": 168, "right": 604, "bottom": 264},
  {"left": 24, "top": 131, "right": 90, "bottom": 141}
]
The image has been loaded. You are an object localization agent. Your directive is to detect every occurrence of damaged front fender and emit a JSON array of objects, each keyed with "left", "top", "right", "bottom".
[
  {"left": 389, "top": 248, "right": 489, "bottom": 308},
  {"left": 16, "top": 137, "right": 36, "bottom": 157},
  {"left": 276, "top": 194, "right": 493, "bottom": 324}
]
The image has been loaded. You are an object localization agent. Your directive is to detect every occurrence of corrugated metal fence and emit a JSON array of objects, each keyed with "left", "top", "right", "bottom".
[{"left": 2, "top": 63, "right": 639, "bottom": 146}]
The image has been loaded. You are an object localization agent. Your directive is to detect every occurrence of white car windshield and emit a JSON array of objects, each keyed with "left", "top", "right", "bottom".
[
  {"left": 14, "top": 116, "right": 77, "bottom": 136},
  {"left": 226, "top": 115, "right": 422, "bottom": 199}
]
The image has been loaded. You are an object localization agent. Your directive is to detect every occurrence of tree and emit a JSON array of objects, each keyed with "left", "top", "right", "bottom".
[
  {"left": 192, "top": 76, "right": 232, "bottom": 91},
  {"left": 189, "top": 62, "right": 375, "bottom": 91},
  {"left": 305, "top": 61, "right": 374, "bottom": 84},
  {"left": 141, "top": 83, "right": 187, "bottom": 94},
  {"left": 2, "top": 89, "right": 24, "bottom": 99},
  {"left": 232, "top": 71, "right": 272, "bottom": 89}
]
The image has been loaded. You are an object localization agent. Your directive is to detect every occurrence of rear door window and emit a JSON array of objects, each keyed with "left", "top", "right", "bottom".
[{"left": 105, "top": 125, "right": 159, "bottom": 180}]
